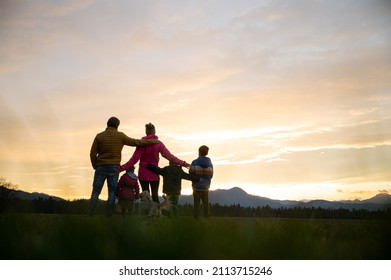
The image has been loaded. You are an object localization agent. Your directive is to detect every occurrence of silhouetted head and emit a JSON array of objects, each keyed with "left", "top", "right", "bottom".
[
  {"left": 145, "top": 122, "right": 156, "bottom": 135},
  {"left": 107, "top": 117, "right": 120, "bottom": 129},
  {"left": 198, "top": 145, "right": 209, "bottom": 156}
]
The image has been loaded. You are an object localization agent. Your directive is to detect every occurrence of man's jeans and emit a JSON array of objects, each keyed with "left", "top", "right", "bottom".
[{"left": 89, "top": 164, "right": 119, "bottom": 217}]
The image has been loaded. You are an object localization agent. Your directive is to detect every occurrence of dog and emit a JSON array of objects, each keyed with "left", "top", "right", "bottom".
[{"left": 138, "top": 191, "right": 172, "bottom": 218}]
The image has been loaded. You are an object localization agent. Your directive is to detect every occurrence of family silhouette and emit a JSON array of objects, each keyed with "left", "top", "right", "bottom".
[{"left": 89, "top": 117, "right": 214, "bottom": 219}]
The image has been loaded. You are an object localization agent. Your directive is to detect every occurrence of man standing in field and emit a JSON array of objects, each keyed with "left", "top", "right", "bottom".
[
  {"left": 189, "top": 145, "right": 214, "bottom": 219},
  {"left": 89, "top": 117, "right": 157, "bottom": 217}
]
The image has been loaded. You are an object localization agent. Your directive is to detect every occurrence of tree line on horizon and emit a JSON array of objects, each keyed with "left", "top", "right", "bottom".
[
  {"left": 1, "top": 178, "right": 391, "bottom": 219},
  {"left": 1, "top": 194, "right": 391, "bottom": 220}
]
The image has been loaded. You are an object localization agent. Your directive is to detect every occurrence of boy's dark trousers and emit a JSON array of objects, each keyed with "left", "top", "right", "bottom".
[{"left": 193, "top": 190, "right": 209, "bottom": 219}]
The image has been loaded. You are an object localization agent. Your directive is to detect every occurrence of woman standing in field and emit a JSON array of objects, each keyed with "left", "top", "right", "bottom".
[{"left": 119, "top": 123, "right": 189, "bottom": 203}]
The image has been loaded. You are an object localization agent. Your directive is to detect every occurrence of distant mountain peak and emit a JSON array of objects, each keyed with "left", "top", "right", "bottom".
[
  {"left": 214, "top": 186, "right": 248, "bottom": 194},
  {"left": 363, "top": 193, "right": 391, "bottom": 204},
  {"left": 2, "top": 187, "right": 65, "bottom": 201}
]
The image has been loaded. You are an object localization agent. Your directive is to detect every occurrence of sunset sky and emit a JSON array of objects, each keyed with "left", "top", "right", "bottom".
[{"left": 1, "top": 0, "right": 390, "bottom": 202}]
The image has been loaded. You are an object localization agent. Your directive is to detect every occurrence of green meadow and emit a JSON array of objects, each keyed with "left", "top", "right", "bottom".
[{"left": 0, "top": 214, "right": 390, "bottom": 260}]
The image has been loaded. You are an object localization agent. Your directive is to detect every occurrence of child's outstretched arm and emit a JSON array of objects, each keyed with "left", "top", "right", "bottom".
[
  {"left": 181, "top": 170, "right": 201, "bottom": 182},
  {"left": 146, "top": 163, "right": 164, "bottom": 175}
]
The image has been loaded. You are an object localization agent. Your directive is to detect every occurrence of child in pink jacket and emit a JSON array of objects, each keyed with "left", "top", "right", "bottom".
[
  {"left": 119, "top": 123, "right": 189, "bottom": 203},
  {"left": 116, "top": 166, "right": 139, "bottom": 216}
]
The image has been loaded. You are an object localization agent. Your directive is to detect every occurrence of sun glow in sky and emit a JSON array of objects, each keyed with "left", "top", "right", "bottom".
[{"left": 1, "top": 0, "right": 391, "bottom": 201}]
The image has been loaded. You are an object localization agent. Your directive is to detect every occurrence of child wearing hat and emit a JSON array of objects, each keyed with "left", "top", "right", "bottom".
[{"left": 116, "top": 166, "right": 140, "bottom": 216}]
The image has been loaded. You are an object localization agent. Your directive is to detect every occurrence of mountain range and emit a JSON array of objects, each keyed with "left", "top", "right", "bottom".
[
  {"left": 1, "top": 186, "right": 64, "bottom": 202},
  {"left": 179, "top": 187, "right": 391, "bottom": 211},
  {"left": 3, "top": 186, "right": 391, "bottom": 211}
]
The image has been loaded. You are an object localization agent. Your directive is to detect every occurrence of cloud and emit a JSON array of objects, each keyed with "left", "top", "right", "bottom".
[
  {"left": 349, "top": 107, "right": 378, "bottom": 116},
  {"left": 48, "top": 0, "right": 94, "bottom": 17}
]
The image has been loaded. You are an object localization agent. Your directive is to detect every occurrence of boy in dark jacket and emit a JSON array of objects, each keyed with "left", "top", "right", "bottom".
[{"left": 146, "top": 162, "right": 200, "bottom": 217}]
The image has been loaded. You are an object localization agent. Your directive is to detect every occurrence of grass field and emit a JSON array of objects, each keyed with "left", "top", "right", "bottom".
[{"left": 0, "top": 214, "right": 390, "bottom": 260}]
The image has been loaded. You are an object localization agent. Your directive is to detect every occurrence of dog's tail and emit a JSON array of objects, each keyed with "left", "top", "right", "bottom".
[{"left": 159, "top": 199, "right": 172, "bottom": 212}]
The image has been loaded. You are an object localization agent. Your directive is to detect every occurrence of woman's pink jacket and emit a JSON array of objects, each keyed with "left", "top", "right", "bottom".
[{"left": 120, "top": 134, "right": 188, "bottom": 181}]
